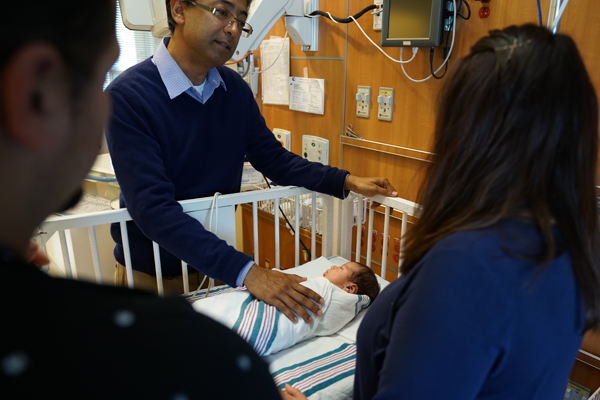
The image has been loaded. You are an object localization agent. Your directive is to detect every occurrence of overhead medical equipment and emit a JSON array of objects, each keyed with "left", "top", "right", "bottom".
[
  {"left": 117, "top": 0, "right": 321, "bottom": 53},
  {"left": 118, "top": 0, "right": 171, "bottom": 38}
]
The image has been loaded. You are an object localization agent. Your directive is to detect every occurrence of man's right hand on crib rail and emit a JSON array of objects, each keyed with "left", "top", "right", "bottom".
[{"left": 244, "top": 264, "right": 324, "bottom": 323}]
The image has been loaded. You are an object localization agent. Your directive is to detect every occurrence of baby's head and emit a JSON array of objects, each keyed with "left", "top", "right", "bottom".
[{"left": 323, "top": 262, "right": 380, "bottom": 303}]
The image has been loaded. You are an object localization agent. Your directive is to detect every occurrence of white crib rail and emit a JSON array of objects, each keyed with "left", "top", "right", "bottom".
[
  {"left": 37, "top": 187, "right": 418, "bottom": 293},
  {"left": 340, "top": 193, "right": 420, "bottom": 279},
  {"left": 37, "top": 186, "right": 334, "bottom": 294}
]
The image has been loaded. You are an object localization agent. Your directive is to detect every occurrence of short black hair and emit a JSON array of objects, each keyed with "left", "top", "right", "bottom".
[
  {"left": 350, "top": 262, "right": 381, "bottom": 304},
  {"left": 0, "top": 0, "right": 115, "bottom": 100},
  {"left": 166, "top": 0, "right": 254, "bottom": 34}
]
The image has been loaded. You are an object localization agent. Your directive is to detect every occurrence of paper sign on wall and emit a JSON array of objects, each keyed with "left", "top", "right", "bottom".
[
  {"left": 260, "top": 37, "right": 290, "bottom": 105},
  {"left": 288, "top": 77, "right": 325, "bottom": 115}
]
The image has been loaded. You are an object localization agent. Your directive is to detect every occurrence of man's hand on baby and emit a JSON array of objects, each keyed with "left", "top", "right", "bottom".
[{"left": 244, "top": 264, "right": 324, "bottom": 323}]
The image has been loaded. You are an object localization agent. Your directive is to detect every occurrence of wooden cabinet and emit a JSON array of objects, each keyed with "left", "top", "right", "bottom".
[{"left": 570, "top": 331, "right": 600, "bottom": 393}]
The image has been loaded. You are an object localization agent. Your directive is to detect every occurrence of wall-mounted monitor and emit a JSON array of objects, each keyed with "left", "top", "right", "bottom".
[{"left": 381, "top": 0, "right": 446, "bottom": 47}]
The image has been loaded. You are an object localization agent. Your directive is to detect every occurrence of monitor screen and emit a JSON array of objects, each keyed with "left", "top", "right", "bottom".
[{"left": 381, "top": 0, "right": 445, "bottom": 47}]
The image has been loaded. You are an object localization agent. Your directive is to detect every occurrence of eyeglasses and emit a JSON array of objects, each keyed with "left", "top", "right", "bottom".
[{"left": 185, "top": 1, "right": 253, "bottom": 38}]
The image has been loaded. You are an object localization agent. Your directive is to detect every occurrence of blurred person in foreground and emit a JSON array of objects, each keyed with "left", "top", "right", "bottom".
[{"left": 0, "top": 1, "right": 281, "bottom": 398}]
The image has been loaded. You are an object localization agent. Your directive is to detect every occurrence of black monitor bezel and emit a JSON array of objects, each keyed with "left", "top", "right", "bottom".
[{"left": 380, "top": 0, "right": 446, "bottom": 48}]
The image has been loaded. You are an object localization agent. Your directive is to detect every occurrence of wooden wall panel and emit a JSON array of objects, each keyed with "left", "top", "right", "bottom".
[
  {"left": 570, "top": 331, "right": 600, "bottom": 392},
  {"left": 343, "top": 0, "right": 600, "bottom": 198},
  {"left": 343, "top": 144, "right": 426, "bottom": 201},
  {"left": 342, "top": 0, "right": 547, "bottom": 195}
]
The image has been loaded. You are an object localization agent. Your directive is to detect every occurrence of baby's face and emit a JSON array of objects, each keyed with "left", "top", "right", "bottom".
[{"left": 323, "top": 262, "right": 357, "bottom": 289}]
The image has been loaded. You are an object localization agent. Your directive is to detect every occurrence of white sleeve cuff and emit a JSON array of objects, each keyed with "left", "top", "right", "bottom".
[{"left": 236, "top": 260, "right": 255, "bottom": 287}]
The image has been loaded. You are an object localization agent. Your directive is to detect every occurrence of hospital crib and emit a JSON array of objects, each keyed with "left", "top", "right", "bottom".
[
  {"left": 34, "top": 186, "right": 419, "bottom": 399},
  {"left": 36, "top": 186, "right": 419, "bottom": 294}
]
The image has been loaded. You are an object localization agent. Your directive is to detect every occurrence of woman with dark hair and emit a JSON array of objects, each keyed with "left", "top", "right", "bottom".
[{"left": 349, "top": 24, "right": 600, "bottom": 400}]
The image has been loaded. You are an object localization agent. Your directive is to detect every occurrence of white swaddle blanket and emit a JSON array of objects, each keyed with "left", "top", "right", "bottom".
[{"left": 192, "top": 275, "right": 371, "bottom": 356}]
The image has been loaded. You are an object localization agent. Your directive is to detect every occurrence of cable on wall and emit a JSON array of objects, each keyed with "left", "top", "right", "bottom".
[
  {"left": 401, "top": 0, "right": 457, "bottom": 83},
  {"left": 307, "top": 5, "right": 380, "bottom": 24}
]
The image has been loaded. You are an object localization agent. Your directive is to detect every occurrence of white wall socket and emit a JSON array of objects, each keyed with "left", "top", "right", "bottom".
[
  {"left": 377, "top": 87, "right": 394, "bottom": 122},
  {"left": 356, "top": 85, "right": 371, "bottom": 118}
]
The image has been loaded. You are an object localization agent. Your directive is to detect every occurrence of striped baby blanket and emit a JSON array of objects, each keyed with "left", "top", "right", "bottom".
[{"left": 191, "top": 275, "right": 370, "bottom": 356}]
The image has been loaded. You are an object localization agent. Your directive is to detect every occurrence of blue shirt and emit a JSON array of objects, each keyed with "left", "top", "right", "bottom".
[
  {"left": 152, "top": 37, "right": 226, "bottom": 104},
  {"left": 355, "top": 218, "right": 585, "bottom": 400}
]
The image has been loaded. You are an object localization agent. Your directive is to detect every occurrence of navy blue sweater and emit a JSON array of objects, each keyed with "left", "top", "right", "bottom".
[
  {"left": 355, "top": 219, "right": 585, "bottom": 400},
  {"left": 106, "top": 60, "right": 349, "bottom": 285}
]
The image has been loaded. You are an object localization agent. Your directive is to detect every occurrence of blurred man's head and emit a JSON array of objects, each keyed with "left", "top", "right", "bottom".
[{"left": 0, "top": 0, "right": 119, "bottom": 256}]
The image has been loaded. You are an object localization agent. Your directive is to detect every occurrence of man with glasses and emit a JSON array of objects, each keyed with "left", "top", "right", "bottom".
[{"left": 105, "top": 0, "right": 397, "bottom": 323}]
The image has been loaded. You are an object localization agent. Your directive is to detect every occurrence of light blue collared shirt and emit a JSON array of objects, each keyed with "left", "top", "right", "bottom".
[
  {"left": 152, "top": 37, "right": 226, "bottom": 104},
  {"left": 152, "top": 37, "right": 254, "bottom": 286}
]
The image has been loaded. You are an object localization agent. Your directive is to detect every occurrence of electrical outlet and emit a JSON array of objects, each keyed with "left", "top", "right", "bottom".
[
  {"left": 377, "top": 87, "right": 394, "bottom": 121},
  {"left": 356, "top": 85, "right": 371, "bottom": 118},
  {"left": 373, "top": 0, "right": 383, "bottom": 31}
]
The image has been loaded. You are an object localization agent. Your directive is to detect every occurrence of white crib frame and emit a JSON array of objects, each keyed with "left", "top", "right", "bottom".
[{"left": 36, "top": 186, "right": 419, "bottom": 294}]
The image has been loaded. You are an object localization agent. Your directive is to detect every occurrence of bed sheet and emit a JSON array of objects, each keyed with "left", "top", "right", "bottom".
[{"left": 266, "top": 335, "right": 356, "bottom": 400}]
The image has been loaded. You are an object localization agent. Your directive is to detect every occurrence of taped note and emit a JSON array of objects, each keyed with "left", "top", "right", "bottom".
[{"left": 288, "top": 77, "right": 325, "bottom": 115}]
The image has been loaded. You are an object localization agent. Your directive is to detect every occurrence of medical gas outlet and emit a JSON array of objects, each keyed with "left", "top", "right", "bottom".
[
  {"left": 273, "top": 128, "right": 291, "bottom": 151},
  {"left": 302, "top": 135, "right": 329, "bottom": 165},
  {"left": 377, "top": 87, "right": 394, "bottom": 121},
  {"left": 373, "top": 0, "right": 383, "bottom": 31},
  {"left": 356, "top": 86, "right": 371, "bottom": 119}
]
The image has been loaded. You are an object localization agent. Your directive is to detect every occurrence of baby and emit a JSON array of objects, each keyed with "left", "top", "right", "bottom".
[
  {"left": 322, "top": 261, "right": 380, "bottom": 301},
  {"left": 192, "top": 261, "right": 381, "bottom": 356}
]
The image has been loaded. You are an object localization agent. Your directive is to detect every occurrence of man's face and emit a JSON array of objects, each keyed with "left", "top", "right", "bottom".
[
  {"left": 57, "top": 32, "right": 119, "bottom": 211},
  {"left": 323, "top": 262, "right": 358, "bottom": 289},
  {"left": 181, "top": 0, "right": 248, "bottom": 69}
]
